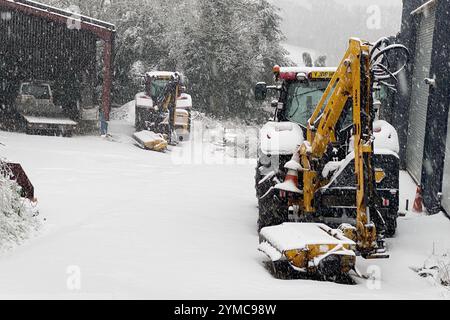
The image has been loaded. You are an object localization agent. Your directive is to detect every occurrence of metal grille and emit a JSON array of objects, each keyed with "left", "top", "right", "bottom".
[{"left": 406, "top": 5, "right": 436, "bottom": 183}]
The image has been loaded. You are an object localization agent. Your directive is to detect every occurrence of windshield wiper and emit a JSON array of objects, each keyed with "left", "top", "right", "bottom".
[
  {"left": 289, "top": 89, "right": 323, "bottom": 118},
  {"left": 291, "top": 89, "right": 324, "bottom": 99}
]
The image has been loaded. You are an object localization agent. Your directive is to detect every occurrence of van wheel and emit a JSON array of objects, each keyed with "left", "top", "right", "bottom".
[{"left": 63, "top": 131, "right": 73, "bottom": 138}]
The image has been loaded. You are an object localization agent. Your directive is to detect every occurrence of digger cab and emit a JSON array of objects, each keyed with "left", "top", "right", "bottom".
[{"left": 255, "top": 66, "right": 338, "bottom": 132}]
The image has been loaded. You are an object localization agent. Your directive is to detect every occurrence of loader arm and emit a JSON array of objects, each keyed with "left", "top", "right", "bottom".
[
  {"left": 300, "top": 39, "right": 377, "bottom": 255},
  {"left": 156, "top": 74, "right": 181, "bottom": 139}
]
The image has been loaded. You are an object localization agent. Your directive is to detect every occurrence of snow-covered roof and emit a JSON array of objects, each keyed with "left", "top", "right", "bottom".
[
  {"left": 279, "top": 67, "right": 337, "bottom": 74},
  {"left": 0, "top": 0, "right": 116, "bottom": 35},
  {"left": 145, "top": 71, "right": 177, "bottom": 78},
  {"left": 411, "top": 0, "right": 436, "bottom": 15}
]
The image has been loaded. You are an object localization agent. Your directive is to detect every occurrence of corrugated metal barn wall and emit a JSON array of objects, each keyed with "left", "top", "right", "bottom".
[
  {"left": 393, "top": 0, "right": 450, "bottom": 213},
  {"left": 393, "top": 0, "right": 425, "bottom": 169},
  {"left": 0, "top": 8, "right": 97, "bottom": 115},
  {"left": 422, "top": 0, "right": 450, "bottom": 213}
]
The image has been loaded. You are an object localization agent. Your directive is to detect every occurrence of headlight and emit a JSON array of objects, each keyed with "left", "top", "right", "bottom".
[{"left": 259, "top": 152, "right": 271, "bottom": 167}]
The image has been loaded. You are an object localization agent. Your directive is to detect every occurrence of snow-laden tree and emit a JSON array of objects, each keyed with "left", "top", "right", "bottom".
[
  {"left": 183, "top": 0, "right": 290, "bottom": 120},
  {"left": 40, "top": 0, "right": 290, "bottom": 121}
]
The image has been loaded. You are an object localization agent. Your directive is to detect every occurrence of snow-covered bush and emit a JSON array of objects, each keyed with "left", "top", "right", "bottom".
[
  {"left": 437, "top": 256, "right": 450, "bottom": 287},
  {"left": 0, "top": 160, "right": 41, "bottom": 252},
  {"left": 417, "top": 253, "right": 450, "bottom": 288}
]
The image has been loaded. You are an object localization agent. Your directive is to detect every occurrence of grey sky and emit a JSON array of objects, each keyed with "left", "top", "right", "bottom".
[
  {"left": 335, "top": 0, "right": 402, "bottom": 6},
  {"left": 270, "top": 0, "right": 404, "bottom": 65}
]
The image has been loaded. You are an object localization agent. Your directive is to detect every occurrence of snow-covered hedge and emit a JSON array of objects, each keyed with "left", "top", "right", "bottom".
[{"left": 0, "top": 160, "right": 41, "bottom": 252}]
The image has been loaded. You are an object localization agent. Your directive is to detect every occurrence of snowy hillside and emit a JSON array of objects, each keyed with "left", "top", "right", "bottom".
[
  {"left": 282, "top": 43, "right": 319, "bottom": 66},
  {"left": 0, "top": 111, "right": 449, "bottom": 299}
]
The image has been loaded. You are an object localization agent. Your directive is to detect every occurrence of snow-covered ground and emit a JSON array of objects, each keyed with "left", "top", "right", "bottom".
[{"left": 0, "top": 113, "right": 449, "bottom": 299}]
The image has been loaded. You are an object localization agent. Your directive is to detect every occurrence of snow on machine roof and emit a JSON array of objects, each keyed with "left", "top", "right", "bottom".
[
  {"left": 278, "top": 67, "right": 337, "bottom": 74},
  {"left": 273, "top": 66, "right": 337, "bottom": 81},
  {"left": 145, "top": 71, "right": 181, "bottom": 79}
]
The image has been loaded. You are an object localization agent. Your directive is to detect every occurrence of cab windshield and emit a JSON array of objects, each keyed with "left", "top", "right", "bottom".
[
  {"left": 21, "top": 83, "right": 51, "bottom": 100},
  {"left": 285, "top": 80, "right": 353, "bottom": 129},
  {"left": 146, "top": 79, "right": 168, "bottom": 99},
  {"left": 285, "top": 80, "right": 329, "bottom": 127}
]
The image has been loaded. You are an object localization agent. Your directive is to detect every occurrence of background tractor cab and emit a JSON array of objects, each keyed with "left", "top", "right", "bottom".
[
  {"left": 135, "top": 71, "right": 192, "bottom": 141},
  {"left": 254, "top": 65, "right": 400, "bottom": 237}
]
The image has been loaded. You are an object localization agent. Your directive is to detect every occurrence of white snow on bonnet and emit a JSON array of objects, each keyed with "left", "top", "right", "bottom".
[
  {"left": 259, "top": 122, "right": 304, "bottom": 156},
  {"left": 373, "top": 120, "right": 400, "bottom": 154},
  {"left": 348, "top": 120, "right": 400, "bottom": 154}
]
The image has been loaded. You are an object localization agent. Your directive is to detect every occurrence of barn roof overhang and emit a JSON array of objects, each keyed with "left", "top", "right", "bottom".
[
  {"left": 411, "top": 0, "right": 437, "bottom": 15},
  {"left": 0, "top": 0, "right": 116, "bottom": 41}
]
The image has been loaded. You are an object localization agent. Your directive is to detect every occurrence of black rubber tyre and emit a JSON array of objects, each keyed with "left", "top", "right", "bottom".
[
  {"left": 384, "top": 213, "right": 398, "bottom": 238},
  {"left": 257, "top": 195, "right": 288, "bottom": 232},
  {"left": 255, "top": 160, "right": 289, "bottom": 231},
  {"left": 62, "top": 131, "right": 73, "bottom": 138},
  {"left": 254, "top": 162, "right": 265, "bottom": 198},
  {"left": 135, "top": 106, "right": 144, "bottom": 131}
]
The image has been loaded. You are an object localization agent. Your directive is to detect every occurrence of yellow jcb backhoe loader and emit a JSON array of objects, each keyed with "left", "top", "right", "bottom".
[
  {"left": 133, "top": 72, "right": 187, "bottom": 151},
  {"left": 257, "top": 38, "right": 409, "bottom": 280}
]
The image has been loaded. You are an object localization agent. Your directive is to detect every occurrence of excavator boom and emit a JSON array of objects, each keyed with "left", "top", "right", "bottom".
[{"left": 302, "top": 39, "right": 378, "bottom": 255}]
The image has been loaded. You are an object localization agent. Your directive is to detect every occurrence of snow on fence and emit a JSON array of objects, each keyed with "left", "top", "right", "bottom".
[{"left": 0, "top": 159, "right": 40, "bottom": 252}]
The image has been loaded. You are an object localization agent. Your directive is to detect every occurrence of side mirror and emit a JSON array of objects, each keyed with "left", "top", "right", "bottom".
[
  {"left": 255, "top": 82, "right": 267, "bottom": 101},
  {"left": 271, "top": 100, "right": 278, "bottom": 108},
  {"left": 139, "top": 76, "right": 146, "bottom": 88}
]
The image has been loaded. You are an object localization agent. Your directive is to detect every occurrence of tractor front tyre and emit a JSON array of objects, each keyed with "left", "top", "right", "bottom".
[
  {"left": 135, "top": 107, "right": 144, "bottom": 131},
  {"left": 384, "top": 214, "right": 398, "bottom": 238},
  {"left": 255, "top": 160, "right": 288, "bottom": 231},
  {"left": 257, "top": 194, "right": 288, "bottom": 232}
]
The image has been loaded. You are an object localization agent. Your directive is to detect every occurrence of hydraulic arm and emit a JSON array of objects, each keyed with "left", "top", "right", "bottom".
[
  {"left": 156, "top": 73, "right": 182, "bottom": 143},
  {"left": 301, "top": 39, "right": 378, "bottom": 256}
]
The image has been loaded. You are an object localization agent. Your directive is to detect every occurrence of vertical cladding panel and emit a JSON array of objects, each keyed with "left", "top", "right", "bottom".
[
  {"left": 442, "top": 109, "right": 450, "bottom": 213},
  {"left": 406, "top": 5, "right": 436, "bottom": 183},
  {"left": 423, "top": 0, "right": 450, "bottom": 213}
]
